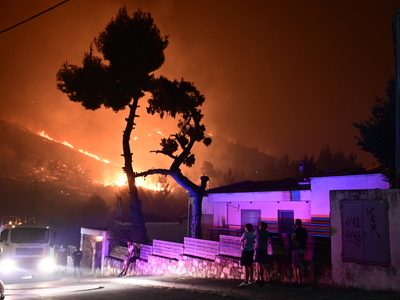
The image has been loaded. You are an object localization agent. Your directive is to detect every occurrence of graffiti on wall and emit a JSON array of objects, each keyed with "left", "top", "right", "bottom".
[
  {"left": 345, "top": 216, "right": 363, "bottom": 247},
  {"left": 341, "top": 200, "right": 390, "bottom": 266},
  {"left": 365, "top": 207, "right": 380, "bottom": 238}
]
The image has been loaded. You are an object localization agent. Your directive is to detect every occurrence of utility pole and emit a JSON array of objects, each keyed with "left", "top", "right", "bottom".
[{"left": 393, "top": 8, "right": 400, "bottom": 188}]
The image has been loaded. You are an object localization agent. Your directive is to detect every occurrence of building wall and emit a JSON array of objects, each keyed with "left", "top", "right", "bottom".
[
  {"left": 203, "top": 190, "right": 312, "bottom": 227},
  {"left": 311, "top": 174, "right": 388, "bottom": 218},
  {"left": 330, "top": 189, "right": 400, "bottom": 292},
  {"left": 146, "top": 221, "right": 187, "bottom": 244},
  {"left": 203, "top": 174, "right": 389, "bottom": 230},
  {"left": 80, "top": 228, "right": 109, "bottom": 274},
  {"left": 207, "top": 190, "right": 311, "bottom": 203}
]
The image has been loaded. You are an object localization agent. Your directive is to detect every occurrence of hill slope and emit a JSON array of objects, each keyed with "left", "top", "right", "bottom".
[{"left": 0, "top": 120, "right": 121, "bottom": 245}]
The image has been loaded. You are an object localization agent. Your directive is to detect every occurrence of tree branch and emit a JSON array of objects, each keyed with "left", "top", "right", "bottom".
[{"left": 149, "top": 150, "right": 177, "bottom": 159}]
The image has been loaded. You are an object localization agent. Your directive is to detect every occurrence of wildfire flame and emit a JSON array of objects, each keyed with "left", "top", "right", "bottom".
[
  {"left": 38, "top": 131, "right": 162, "bottom": 191},
  {"left": 39, "top": 131, "right": 110, "bottom": 164}
]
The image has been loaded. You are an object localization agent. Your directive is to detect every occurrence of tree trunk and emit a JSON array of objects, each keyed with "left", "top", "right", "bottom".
[
  {"left": 190, "top": 192, "right": 202, "bottom": 239},
  {"left": 123, "top": 97, "right": 148, "bottom": 244},
  {"left": 189, "top": 176, "right": 209, "bottom": 239},
  {"left": 130, "top": 198, "right": 148, "bottom": 244}
]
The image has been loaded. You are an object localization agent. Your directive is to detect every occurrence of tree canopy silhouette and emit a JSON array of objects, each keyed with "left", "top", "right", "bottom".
[
  {"left": 56, "top": 7, "right": 169, "bottom": 244},
  {"left": 353, "top": 79, "right": 395, "bottom": 184},
  {"left": 136, "top": 76, "right": 212, "bottom": 238},
  {"left": 57, "top": 7, "right": 212, "bottom": 241}
]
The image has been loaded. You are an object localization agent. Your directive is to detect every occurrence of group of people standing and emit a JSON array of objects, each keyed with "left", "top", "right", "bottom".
[{"left": 238, "top": 219, "right": 308, "bottom": 287}]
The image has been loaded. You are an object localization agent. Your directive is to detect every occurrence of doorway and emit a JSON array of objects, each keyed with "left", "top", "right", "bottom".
[{"left": 278, "top": 210, "right": 294, "bottom": 233}]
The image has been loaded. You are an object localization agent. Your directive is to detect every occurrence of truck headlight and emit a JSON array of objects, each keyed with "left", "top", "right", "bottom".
[
  {"left": 0, "top": 258, "right": 16, "bottom": 270},
  {"left": 39, "top": 258, "right": 56, "bottom": 272}
]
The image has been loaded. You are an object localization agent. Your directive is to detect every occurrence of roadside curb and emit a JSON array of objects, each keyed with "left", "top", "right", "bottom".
[{"left": 52, "top": 275, "right": 400, "bottom": 300}]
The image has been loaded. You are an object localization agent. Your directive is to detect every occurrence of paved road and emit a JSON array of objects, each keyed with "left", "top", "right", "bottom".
[
  {"left": 3, "top": 275, "right": 400, "bottom": 300},
  {"left": 5, "top": 283, "right": 237, "bottom": 300}
]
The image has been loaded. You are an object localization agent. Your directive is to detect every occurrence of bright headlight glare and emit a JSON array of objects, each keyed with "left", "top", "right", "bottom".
[
  {"left": 39, "top": 258, "right": 56, "bottom": 272},
  {"left": 0, "top": 258, "right": 16, "bottom": 270}
]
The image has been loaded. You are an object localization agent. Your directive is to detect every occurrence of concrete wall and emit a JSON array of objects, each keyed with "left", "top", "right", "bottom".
[
  {"left": 330, "top": 188, "right": 400, "bottom": 292},
  {"left": 311, "top": 174, "right": 388, "bottom": 218},
  {"left": 104, "top": 254, "right": 243, "bottom": 279},
  {"left": 103, "top": 254, "right": 332, "bottom": 286}
]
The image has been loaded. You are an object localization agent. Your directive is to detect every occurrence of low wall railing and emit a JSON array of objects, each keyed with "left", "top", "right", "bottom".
[
  {"left": 219, "top": 235, "right": 241, "bottom": 257},
  {"left": 183, "top": 237, "right": 219, "bottom": 260},
  {"left": 110, "top": 232, "right": 331, "bottom": 265},
  {"left": 139, "top": 244, "right": 152, "bottom": 261},
  {"left": 152, "top": 239, "right": 183, "bottom": 260},
  {"left": 110, "top": 235, "right": 239, "bottom": 262}
]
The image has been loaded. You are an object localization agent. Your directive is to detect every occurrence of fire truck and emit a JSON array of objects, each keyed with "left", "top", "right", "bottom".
[{"left": 0, "top": 216, "right": 57, "bottom": 279}]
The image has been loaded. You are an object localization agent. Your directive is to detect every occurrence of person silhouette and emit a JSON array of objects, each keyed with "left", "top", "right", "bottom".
[
  {"left": 71, "top": 247, "right": 83, "bottom": 277},
  {"left": 118, "top": 240, "right": 140, "bottom": 277}
]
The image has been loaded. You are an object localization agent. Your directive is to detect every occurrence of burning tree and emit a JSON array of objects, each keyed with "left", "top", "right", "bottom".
[{"left": 56, "top": 7, "right": 168, "bottom": 244}]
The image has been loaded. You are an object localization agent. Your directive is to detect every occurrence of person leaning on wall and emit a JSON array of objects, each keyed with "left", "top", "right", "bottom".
[{"left": 118, "top": 240, "right": 140, "bottom": 277}]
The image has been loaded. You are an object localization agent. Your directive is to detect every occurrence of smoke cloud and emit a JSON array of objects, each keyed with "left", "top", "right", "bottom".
[{"left": 0, "top": 0, "right": 397, "bottom": 182}]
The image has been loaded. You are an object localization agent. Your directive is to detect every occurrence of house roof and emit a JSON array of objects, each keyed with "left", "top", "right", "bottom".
[
  {"left": 312, "top": 166, "right": 386, "bottom": 177},
  {"left": 113, "top": 212, "right": 180, "bottom": 225},
  {"left": 81, "top": 226, "right": 110, "bottom": 232},
  {"left": 206, "top": 177, "right": 310, "bottom": 194}
]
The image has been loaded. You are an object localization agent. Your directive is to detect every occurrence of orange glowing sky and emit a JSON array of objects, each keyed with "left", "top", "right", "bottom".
[{"left": 0, "top": 0, "right": 398, "bottom": 179}]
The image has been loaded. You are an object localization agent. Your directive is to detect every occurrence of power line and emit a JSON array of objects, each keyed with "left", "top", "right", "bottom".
[{"left": 0, "top": 0, "right": 71, "bottom": 35}]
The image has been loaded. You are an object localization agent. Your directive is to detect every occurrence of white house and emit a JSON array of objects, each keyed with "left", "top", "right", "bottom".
[{"left": 201, "top": 173, "right": 389, "bottom": 237}]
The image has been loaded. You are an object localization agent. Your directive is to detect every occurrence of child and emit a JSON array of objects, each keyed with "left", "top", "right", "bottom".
[{"left": 238, "top": 223, "right": 255, "bottom": 287}]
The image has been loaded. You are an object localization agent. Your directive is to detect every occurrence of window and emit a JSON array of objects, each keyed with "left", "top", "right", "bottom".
[
  {"left": 241, "top": 209, "right": 261, "bottom": 227},
  {"left": 1, "top": 229, "right": 9, "bottom": 242},
  {"left": 11, "top": 227, "right": 49, "bottom": 244}
]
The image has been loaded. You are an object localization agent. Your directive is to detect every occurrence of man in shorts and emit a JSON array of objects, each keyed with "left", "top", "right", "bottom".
[{"left": 118, "top": 240, "right": 140, "bottom": 277}]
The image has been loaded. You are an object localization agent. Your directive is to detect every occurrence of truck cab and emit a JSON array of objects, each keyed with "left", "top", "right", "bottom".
[{"left": 0, "top": 217, "right": 56, "bottom": 279}]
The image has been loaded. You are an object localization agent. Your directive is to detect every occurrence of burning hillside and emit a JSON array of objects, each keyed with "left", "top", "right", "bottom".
[
  {"left": 0, "top": 121, "right": 118, "bottom": 186},
  {"left": 37, "top": 130, "right": 163, "bottom": 190}
]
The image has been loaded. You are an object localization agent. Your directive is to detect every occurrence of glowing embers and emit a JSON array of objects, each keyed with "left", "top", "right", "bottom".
[{"left": 114, "top": 173, "right": 128, "bottom": 187}]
